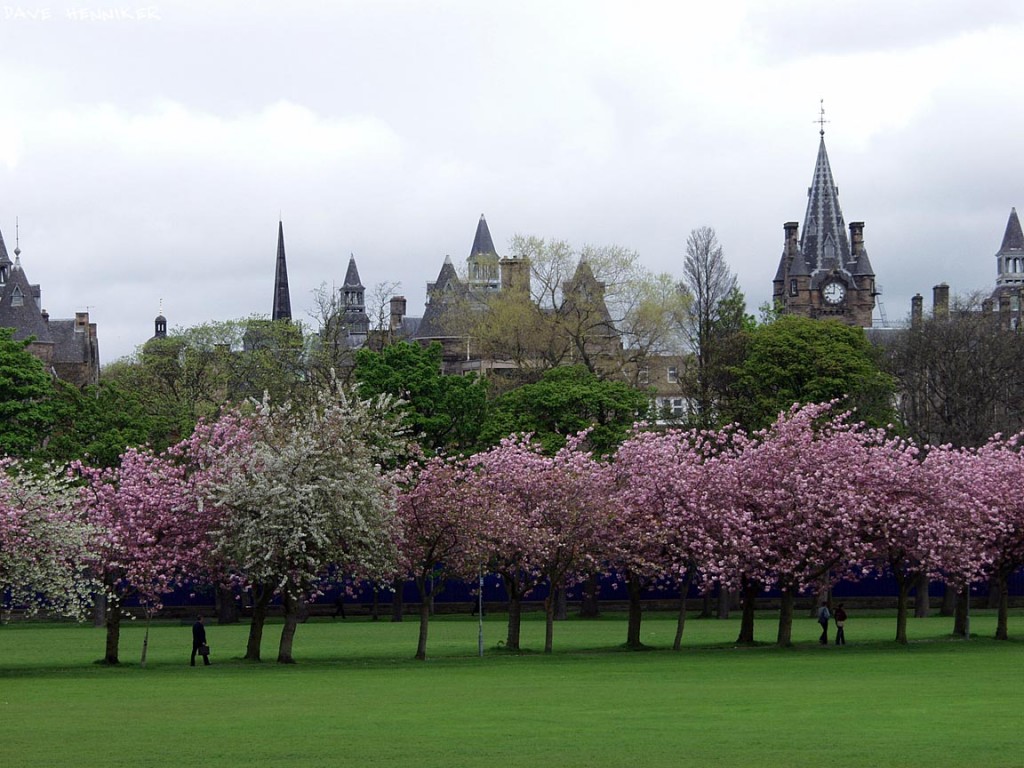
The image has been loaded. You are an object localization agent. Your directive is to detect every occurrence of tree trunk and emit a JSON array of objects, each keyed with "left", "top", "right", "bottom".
[
  {"left": 699, "top": 590, "right": 713, "bottom": 619},
  {"left": 503, "top": 575, "right": 523, "bottom": 651},
  {"left": 554, "top": 585, "right": 568, "bottom": 621},
  {"left": 735, "top": 577, "right": 757, "bottom": 645},
  {"left": 995, "top": 571, "right": 1009, "bottom": 641},
  {"left": 895, "top": 574, "right": 911, "bottom": 645},
  {"left": 717, "top": 586, "right": 731, "bottom": 620},
  {"left": 371, "top": 586, "right": 379, "bottom": 621},
  {"left": 277, "top": 597, "right": 300, "bottom": 664},
  {"left": 940, "top": 582, "right": 957, "bottom": 617},
  {"left": 579, "top": 574, "right": 600, "bottom": 618},
  {"left": 390, "top": 578, "right": 404, "bottom": 622},
  {"left": 245, "top": 585, "right": 272, "bottom": 662},
  {"left": 92, "top": 594, "right": 106, "bottom": 628},
  {"left": 415, "top": 575, "right": 431, "bottom": 660},
  {"left": 672, "top": 574, "right": 693, "bottom": 651},
  {"left": 102, "top": 598, "right": 121, "bottom": 665},
  {"left": 776, "top": 588, "right": 795, "bottom": 647},
  {"left": 952, "top": 585, "right": 969, "bottom": 638},
  {"left": 543, "top": 591, "right": 555, "bottom": 654},
  {"left": 625, "top": 575, "right": 644, "bottom": 649},
  {"left": 986, "top": 575, "right": 1000, "bottom": 609},
  {"left": 216, "top": 585, "right": 240, "bottom": 625},
  {"left": 914, "top": 574, "right": 930, "bottom": 618}
]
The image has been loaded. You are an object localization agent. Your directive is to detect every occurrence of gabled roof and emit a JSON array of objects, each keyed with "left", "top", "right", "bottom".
[
  {"left": 999, "top": 207, "right": 1024, "bottom": 252},
  {"left": 272, "top": 220, "right": 292, "bottom": 321},
  {"left": 469, "top": 214, "right": 497, "bottom": 258},
  {"left": 0, "top": 262, "right": 52, "bottom": 344},
  {"left": 800, "top": 136, "right": 851, "bottom": 274},
  {"left": 415, "top": 256, "right": 464, "bottom": 339}
]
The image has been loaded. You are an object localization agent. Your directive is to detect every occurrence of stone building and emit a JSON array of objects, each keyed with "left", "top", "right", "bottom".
[
  {"left": 772, "top": 130, "right": 876, "bottom": 327},
  {"left": 0, "top": 224, "right": 99, "bottom": 387}
]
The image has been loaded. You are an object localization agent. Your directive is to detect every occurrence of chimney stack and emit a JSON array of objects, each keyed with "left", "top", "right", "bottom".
[
  {"left": 389, "top": 296, "right": 407, "bottom": 331},
  {"left": 933, "top": 283, "right": 949, "bottom": 320},
  {"left": 911, "top": 294, "right": 923, "bottom": 329},
  {"left": 849, "top": 222, "right": 865, "bottom": 257}
]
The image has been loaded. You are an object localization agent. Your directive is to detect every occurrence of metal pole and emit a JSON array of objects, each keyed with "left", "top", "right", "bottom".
[{"left": 477, "top": 570, "right": 484, "bottom": 657}]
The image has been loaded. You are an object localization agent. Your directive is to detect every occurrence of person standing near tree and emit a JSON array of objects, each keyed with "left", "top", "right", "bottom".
[
  {"left": 834, "top": 603, "right": 847, "bottom": 646},
  {"left": 191, "top": 615, "right": 210, "bottom": 666},
  {"left": 817, "top": 601, "right": 831, "bottom": 645}
]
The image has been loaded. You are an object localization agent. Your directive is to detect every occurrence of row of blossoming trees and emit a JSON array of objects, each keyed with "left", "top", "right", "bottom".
[{"left": 2, "top": 388, "right": 1023, "bottom": 664}]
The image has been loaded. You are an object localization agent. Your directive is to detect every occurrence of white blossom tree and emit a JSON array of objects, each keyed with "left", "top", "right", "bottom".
[{"left": 203, "top": 384, "right": 409, "bottom": 663}]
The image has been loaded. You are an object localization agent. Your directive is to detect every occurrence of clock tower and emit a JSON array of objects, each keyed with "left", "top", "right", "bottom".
[{"left": 772, "top": 126, "right": 876, "bottom": 328}]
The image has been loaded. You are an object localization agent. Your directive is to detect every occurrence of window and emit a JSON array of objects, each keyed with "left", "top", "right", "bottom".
[
  {"left": 667, "top": 366, "right": 678, "bottom": 384},
  {"left": 638, "top": 366, "right": 649, "bottom": 385},
  {"left": 789, "top": 278, "right": 798, "bottom": 297},
  {"left": 11, "top": 286, "right": 23, "bottom": 307}
]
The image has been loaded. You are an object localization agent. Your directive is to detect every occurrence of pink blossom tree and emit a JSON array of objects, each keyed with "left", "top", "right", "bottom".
[
  {"left": 609, "top": 427, "right": 726, "bottom": 650},
  {"left": 470, "top": 435, "right": 611, "bottom": 654},
  {"left": 856, "top": 432, "right": 939, "bottom": 644},
  {"left": 0, "top": 460, "right": 94, "bottom": 620},
  {"left": 76, "top": 446, "right": 207, "bottom": 664},
  {"left": 727, "top": 404, "right": 878, "bottom": 646},
  {"left": 929, "top": 436, "right": 1024, "bottom": 639},
  {"left": 393, "top": 455, "right": 487, "bottom": 660}
]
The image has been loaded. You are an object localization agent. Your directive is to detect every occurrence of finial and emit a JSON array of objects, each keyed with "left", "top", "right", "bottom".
[
  {"left": 14, "top": 216, "right": 21, "bottom": 258},
  {"left": 159, "top": 298, "right": 164, "bottom": 315},
  {"left": 815, "top": 99, "right": 829, "bottom": 137}
]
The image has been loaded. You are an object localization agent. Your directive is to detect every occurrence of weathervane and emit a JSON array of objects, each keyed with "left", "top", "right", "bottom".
[
  {"left": 815, "top": 99, "right": 829, "bottom": 137},
  {"left": 14, "top": 216, "right": 21, "bottom": 258}
]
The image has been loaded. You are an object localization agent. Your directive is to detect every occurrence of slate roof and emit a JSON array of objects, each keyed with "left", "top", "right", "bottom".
[
  {"left": 272, "top": 220, "right": 292, "bottom": 321},
  {"left": 469, "top": 214, "right": 497, "bottom": 258},
  {"left": 999, "top": 208, "right": 1024, "bottom": 252},
  {"left": 415, "top": 256, "right": 465, "bottom": 339},
  {"left": 0, "top": 261, "right": 52, "bottom": 343},
  {"left": 800, "top": 136, "right": 852, "bottom": 276},
  {"left": 343, "top": 254, "right": 364, "bottom": 288}
]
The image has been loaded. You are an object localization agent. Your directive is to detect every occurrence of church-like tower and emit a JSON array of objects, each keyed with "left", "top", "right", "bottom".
[
  {"left": 272, "top": 220, "right": 292, "bottom": 321},
  {"left": 772, "top": 127, "right": 876, "bottom": 327},
  {"left": 467, "top": 214, "right": 500, "bottom": 297},
  {"left": 341, "top": 254, "right": 370, "bottom": 342},
  {"left": 993, "top": 207, "right": 1024, "bottom": 289}
]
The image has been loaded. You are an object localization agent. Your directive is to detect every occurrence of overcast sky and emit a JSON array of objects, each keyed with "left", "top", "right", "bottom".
[{"left": 1, "top": 0, "right": 1022, "bottom": 363}]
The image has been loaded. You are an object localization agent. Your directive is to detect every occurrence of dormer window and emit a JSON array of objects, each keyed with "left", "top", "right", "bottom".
[{"left": 11, "top": 285, "right": 23, "bottom": 307}]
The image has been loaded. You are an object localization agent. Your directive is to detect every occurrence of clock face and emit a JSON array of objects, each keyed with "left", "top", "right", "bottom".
[{"left": 823, "top": 282, "right": 846, "bottom": 305}]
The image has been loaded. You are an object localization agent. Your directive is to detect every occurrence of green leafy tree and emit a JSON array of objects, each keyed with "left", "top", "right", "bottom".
[
  {"left": 0, "top": 328, "right": 55, "bottom": 458},
  {"left": 354, "top": 341, "right": 487, "bottom": 454},
  {"left": 480, "top": 365, "right": 650, "bottom": 456},
  {"left": 729, "top": 315, "right": 895, "bottom": 430}
]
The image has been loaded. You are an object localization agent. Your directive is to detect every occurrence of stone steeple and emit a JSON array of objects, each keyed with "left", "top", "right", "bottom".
[
  {"left": 341, "top": 254, "right": 369, "bottom": 337},
  {"left": 272, "top": 220, "right": 292, "bottom": 321},
  {"left": 995, "top": 207, "right": 1024, "bottom": 288},
  {"left": 467, "top": 214, "right": 499, "bottom": 294},
  {"left": 772, "top": 127, "right": 876, "bottom": 327}
]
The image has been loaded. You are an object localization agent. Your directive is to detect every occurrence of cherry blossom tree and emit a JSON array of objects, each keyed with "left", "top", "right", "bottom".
[
  {"left": 609, "top": 427, "right": 726, "bottom": 650},
  {"left": 203, "top": 386, "right": 408, "bottom": 663},
  {"left": 728, "top": 404, "right": 879, "bottom": 646},
  {"left": 470, "top": 435, "right": 611, "bottom": 653},
  {"left": 0, "top": 460, "right": 94, "bottom": 619},
  {"left": 393, "top": 455, "right": 487, "bottom": 660},
  {"left": 856, "top": 432, "right": 938, "bottom": 645},
  {"left": 930, "top": 436, "right": 1024, "bottom": 639},
  {"left": 76, "top": 446, "right": 207, "bottom": 664}
]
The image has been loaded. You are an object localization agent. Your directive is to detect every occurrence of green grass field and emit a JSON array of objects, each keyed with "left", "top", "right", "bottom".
[{"left": 0, "top": 609, "right": 1021, "bottom": 768}]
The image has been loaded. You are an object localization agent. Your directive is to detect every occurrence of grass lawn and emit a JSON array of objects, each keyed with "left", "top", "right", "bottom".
[{"left": 0, "top": 608, "right": 1021, "bottom": 768}]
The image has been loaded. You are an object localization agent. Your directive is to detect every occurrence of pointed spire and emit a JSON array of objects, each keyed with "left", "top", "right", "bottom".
[
  {"left": 272, "top": 220, "right": 292, "bottom": 321},
  {"left": 799, "top": 135, "right": 850, "bottom": 273},
  {"left": 0, "top": 223, "right": 9, "bottom": 267},
  {"left": 1000, "top": 207, "right": 1024, "bottom": 252},
  {"left": 343, "top": 253, "right": 363, "bottom": 289},
  {"left": 469, "top": 214, "right": 497, "bottom": 258}
]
